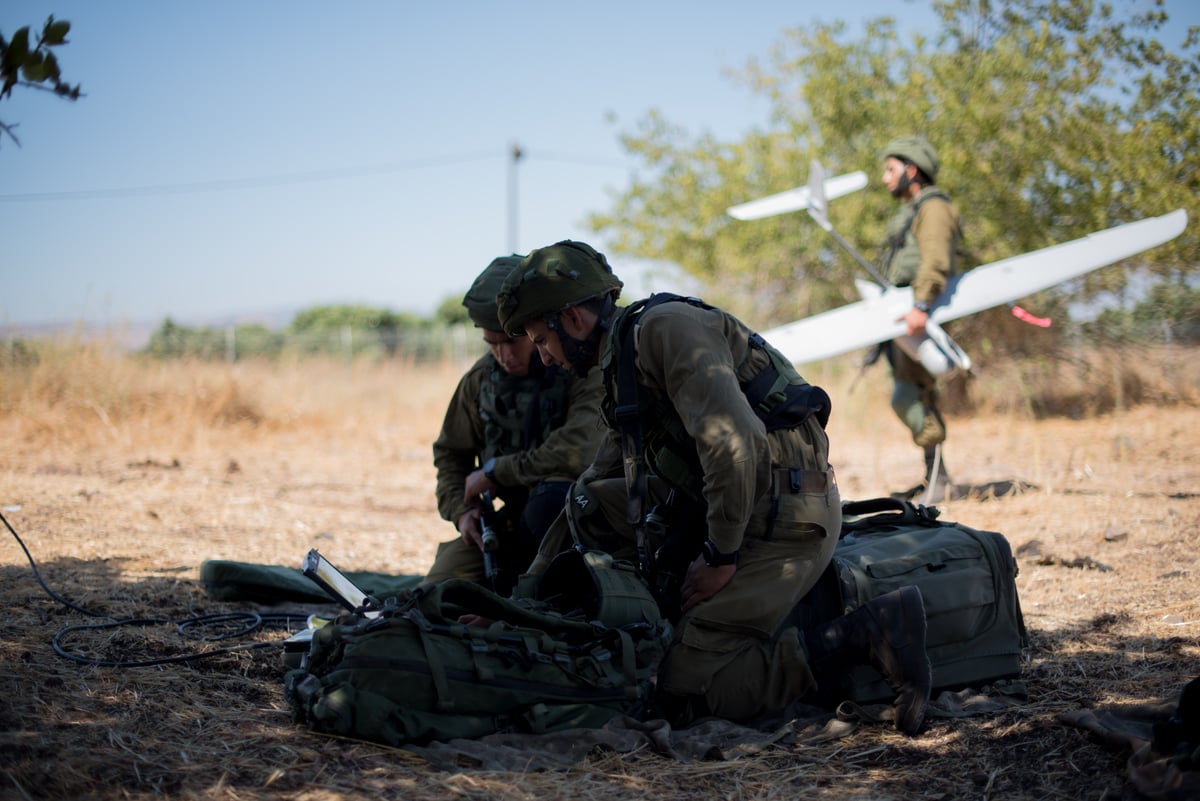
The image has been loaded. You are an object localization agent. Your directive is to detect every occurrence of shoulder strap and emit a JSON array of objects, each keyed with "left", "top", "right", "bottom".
[{"left": 606, "top": 293, "right": 712, "bottom": 576}]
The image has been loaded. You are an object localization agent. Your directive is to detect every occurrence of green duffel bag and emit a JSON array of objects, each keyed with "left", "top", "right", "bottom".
[{"left": 791, "top": 497, "right": 1028, "bottom": 703}]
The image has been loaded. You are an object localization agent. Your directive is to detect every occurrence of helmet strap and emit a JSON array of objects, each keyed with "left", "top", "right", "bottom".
[{"left": 545, "top": 294, "right": 617, "bottom": 377}]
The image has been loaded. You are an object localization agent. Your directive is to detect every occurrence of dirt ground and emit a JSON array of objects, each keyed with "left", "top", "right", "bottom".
[{"left": 1, "top": 358, "right": 1197, "bottom": 800}]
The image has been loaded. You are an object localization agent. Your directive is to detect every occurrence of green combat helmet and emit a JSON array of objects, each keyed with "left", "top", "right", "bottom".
[
  {"left": 497, "top": 240, "right": 623, "bottom": 336},
  {"left": 462, "top": 255, "right": 524, "bottom": 332},
  {"left": 882, "top": 134, "right": 940, "bottom": 183}
]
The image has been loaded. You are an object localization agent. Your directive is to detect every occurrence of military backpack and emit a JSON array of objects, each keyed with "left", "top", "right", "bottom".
[{"left": 283, "top": 549, "right": 672, "bottom": 746}]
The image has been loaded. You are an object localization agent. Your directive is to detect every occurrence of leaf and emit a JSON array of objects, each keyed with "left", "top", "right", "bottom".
[
  {"left": 1, "top": 26, "right": 32, "bottom": 74},
  {"left": 43, "top": 19, "right": 71, "bottom": 46},
  {"left": 5, "top": 25, "right": 30, "bottom": 63},
  {"left": 42, "top": 51, "right": 60, "bottom": 81},
  {"left": 20, "top": 51, "right": 45, "bottom": 82}
]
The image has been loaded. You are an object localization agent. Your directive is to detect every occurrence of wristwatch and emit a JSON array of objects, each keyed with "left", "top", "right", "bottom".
[
  {"left": 701, "top": 540, "right": 739, "bottom": 567},
  {"left": 914, "top": 300, "right": 932, "bottom": 314},
  {"left": 482, "top": 457, "right": 498, "bottom": 484}
]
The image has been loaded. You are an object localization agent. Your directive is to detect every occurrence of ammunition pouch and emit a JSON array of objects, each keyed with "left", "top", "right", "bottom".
[{"left": 741, "top": 333, "right": 831, "bottom": 432}]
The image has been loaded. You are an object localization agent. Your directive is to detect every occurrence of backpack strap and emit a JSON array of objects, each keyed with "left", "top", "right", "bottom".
[{"left": 405, "top": 608, "right": 457, "bottom": 710}]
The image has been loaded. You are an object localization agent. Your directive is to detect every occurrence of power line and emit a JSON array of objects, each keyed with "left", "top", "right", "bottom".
[
  {"left": 0, "top": 148, "right": 630, "bottom": 203},
  {"left": 0, "top": 150, "right": 499, "bottom": 202},
  {"left": 529, "top": 151, "right": 628, "bottom": 169}
]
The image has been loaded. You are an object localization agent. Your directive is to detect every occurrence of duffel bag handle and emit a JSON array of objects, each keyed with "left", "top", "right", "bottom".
[{"left": 839, "top": 497, "right": 941, "bottom": 537}]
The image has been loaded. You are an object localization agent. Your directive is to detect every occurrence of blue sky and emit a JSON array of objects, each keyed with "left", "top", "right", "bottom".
[{"left": 3, "top": 1, "right": 1197, "bottom": 332}]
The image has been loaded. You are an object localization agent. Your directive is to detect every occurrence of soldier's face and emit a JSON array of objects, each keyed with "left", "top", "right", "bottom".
[
  {"left": 882, "top": 157, "right": 912, "bottom": 198},
  {"left": 520, "top": 319, "right": 567, "bottom": 371},
  {"left": 482, "top": 330, "right": 535, "bottom": 377}
]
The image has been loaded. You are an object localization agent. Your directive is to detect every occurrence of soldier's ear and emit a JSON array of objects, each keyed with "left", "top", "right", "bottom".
[{"left": 559, "top": 305, "right": 593, "bottom": 339}]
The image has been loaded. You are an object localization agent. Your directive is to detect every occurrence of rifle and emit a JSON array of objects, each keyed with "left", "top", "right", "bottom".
[
  {"left": 642, "top": 489, "right": 706, "bottom": 622},
  {"left": 479, "top": 490, "right": 501, "bottom": 591}
]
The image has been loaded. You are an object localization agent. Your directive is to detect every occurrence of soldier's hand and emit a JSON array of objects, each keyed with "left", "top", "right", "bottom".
[
  {"left": 463, "top": 468, "right": 496, "bottom": 504},
  {"left": 679, "top": 556, "right": 736, "bottom": 612},
  {"left": 900, "top": 307, "right": 929, "bottom": 337},
  {"left": 457, "top": 507, "right": 484, "bottom": 551}
]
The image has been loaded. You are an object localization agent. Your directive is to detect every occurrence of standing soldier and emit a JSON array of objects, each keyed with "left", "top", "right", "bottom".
[
  {"left": 496, "top": 240, "right": 933, "bottom": 735},
  {"left": 879, "top": 134, "right": 965, "bottom": 502},
  {"left": 425, "top": 255, "right": 605, "bottom": 596}
]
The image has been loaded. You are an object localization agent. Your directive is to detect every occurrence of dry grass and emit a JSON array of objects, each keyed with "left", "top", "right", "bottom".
[{"left": 1, "top": 345, "right": 1198, "bottom": 800}]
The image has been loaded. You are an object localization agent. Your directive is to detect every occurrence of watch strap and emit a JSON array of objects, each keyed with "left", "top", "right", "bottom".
[{"left": 701, "top": 540, "right": 739, "bottom": 567}]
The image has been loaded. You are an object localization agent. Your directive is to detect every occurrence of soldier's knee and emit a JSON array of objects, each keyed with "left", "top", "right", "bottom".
[{"left": 913, "top": 412, "right": 946, "bottom": 448}]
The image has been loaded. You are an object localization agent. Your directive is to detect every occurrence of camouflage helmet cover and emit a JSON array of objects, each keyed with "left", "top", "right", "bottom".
[
  {"left": 462, "top": 254, "right": 525, "bottom": 331},
  {"left": 497, "top": 240, "right": 623, "bottom": 335},
  {"left": 882, "top": 134, "right": 940, "bottom": 182}
]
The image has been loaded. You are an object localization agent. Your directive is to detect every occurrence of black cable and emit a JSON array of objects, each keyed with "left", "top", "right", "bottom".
[
  {"left": 52, "top": 618, "right": 276, "bottom": 668},
  {"left": 1, "top": 508, "right": 307, "bottom": 668},
  {"left": 2, "top": 507, "right": 108, "bottom": 617}
]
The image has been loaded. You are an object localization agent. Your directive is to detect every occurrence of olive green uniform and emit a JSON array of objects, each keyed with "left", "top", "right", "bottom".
[
  {"left": 533, "top": 300, "right": 841, "bottom": 723},
  {"left": 884, "top": 186, "right": 963, "bottom": 448},
  {"left": 426, "top": 354, "right": 605, "bottom": 585}
]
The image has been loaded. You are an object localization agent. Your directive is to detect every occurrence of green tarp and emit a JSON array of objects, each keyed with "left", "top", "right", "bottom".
[{"left": 200, "top": 559, "right": 424, "bottom": 605}]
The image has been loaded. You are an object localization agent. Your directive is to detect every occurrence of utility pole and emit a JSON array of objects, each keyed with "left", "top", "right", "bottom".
[{"left": 507, "top": 141, "right": 523, "bottom": 254}]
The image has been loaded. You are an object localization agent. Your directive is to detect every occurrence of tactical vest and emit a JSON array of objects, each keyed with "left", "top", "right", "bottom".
[
  {"left": 600, "top": 294, "right": 831, "bottom": 506},
  {"left": 479, "top": 358, "right": 571, "bottom": 463},
  {"left": 883, "top": 188, "right": 955, "bottom": 287}
]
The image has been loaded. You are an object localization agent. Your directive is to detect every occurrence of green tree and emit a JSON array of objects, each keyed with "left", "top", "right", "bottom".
[
  {"left": 227, "top": 323, "right": 285, "bottom": 360},
  {"left": 433, "top": 293, "right": 471, "bottom": 327},
  {"left": 590, "top": 0, "right": 1199, "bottom": 343},
  {"left": 143, "top": 318, "right": 225, "bottom": 360},
  {"left": 288, "top": 304, "right": 425, "bottom": 357},
  {"left": 142, "top": 319, "right": 286, "bottom": 361},
  {"left": 1, "top": 15, "right": 83, "bottom": 147}
]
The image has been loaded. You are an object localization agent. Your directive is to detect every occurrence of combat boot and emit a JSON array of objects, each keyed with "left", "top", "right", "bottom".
[
  {"left": 921, "top": 445, "right": 955, "bottom": 504},
  {"left": 893, "top": 445, "right": 958, "bottom": 502},
  {"left": 803, "top": 586, "right": 933, "bottom": 736}
]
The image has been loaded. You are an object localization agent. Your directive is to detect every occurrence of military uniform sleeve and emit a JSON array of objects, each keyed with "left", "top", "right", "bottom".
[
  {"left": 911, "top": 196, "right": 961, "bottom": 305},
  {"left": 581, "top": 427, "right": 624, "bottom": 482},
  {"left": 490, "top": 369, "right": 605, "bottom": 488},
  {"left": 635, "top": 305, "right": 766, "bottom": 554},
  {"left": 431, "top": 356, "right": 489, "bottom": 525}
]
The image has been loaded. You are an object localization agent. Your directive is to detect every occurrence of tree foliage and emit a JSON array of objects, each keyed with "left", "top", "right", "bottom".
[
  {"left": 142, "top": 318, "right": 284, "bottom": 361},
  {"left": 287, "top": 304, "right": 427, "bottom": 357},
  {"left": 589, "top": 0, "right": 1199, "bottom": 342},
  {"left": 1086, "top": 278, "right": 1200, "bottom": 342},
  {"left": 1, "top": 15, "right": 83, "bottom": 147},
  {"left": 142, "top": 306, "right": 446, "bottom": 362},
  {"left": 287, "top": 304, "right": 423, "bottom": 335},
  {"left": 433, "top": 293, "right": 471, "bottom": 327}
]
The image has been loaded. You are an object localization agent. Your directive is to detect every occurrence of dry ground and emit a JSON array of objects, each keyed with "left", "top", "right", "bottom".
[{"left": 1, "top": 353, "right": 1197, "bottom": 800}]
